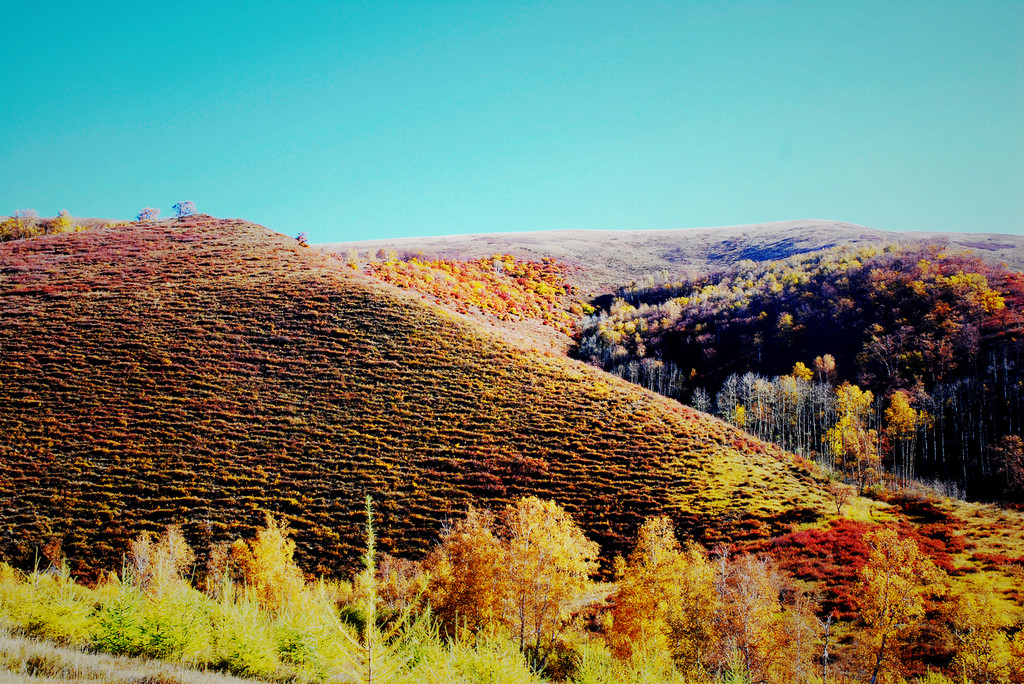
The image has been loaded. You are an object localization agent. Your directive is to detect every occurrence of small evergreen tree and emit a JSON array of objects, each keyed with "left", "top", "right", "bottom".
[{"left": 336, "top": 495, "right": 411, "bottom": 684}]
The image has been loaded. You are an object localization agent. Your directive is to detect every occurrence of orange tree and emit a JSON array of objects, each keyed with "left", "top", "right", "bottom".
[
  {"left": 422, "top": 505, "right": 504, "bottom": 635},
  {"left": 423, "top": 496, "right": 598, "bottom": 671},
  {"left": 608, "top": 516, "right": 718, "bottom": 677}
]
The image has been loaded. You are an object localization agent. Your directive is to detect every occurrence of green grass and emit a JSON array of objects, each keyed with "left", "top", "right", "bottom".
[
  {"left": 0, "top": 218, "right": 832, "bottom": 579},
  {"left": 0, "top": 629, "right": 262, "bottom": 683}
]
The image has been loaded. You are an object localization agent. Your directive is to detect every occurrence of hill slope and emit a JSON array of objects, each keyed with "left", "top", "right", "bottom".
[
  {"left": 0, "top": 217, "right": 830, "bottom": 578},
  {"left": 319, "top": 219, "right": 1024, "bottom": 292}
]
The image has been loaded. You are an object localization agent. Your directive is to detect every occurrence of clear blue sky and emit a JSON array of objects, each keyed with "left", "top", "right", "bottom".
[{"left": 2, "top": 1, "right": 1021, "bottom": 242}]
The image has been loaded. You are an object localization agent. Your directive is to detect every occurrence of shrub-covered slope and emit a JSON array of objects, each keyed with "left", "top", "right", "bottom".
[{"left": 0, "top": 217, "right": 830, "bottom": 578}]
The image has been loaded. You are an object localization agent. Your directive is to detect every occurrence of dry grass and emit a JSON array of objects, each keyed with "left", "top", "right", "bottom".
[{"left": 944, "top": 500, "right": 1024, "bottom": 610}]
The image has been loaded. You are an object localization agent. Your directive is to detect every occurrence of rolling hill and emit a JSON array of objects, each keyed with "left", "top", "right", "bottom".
[
  {"left": 319, "top": 219, "right": 1024, "bottom": 292},
  {"left": 0, "top": 216, "right": 832, "bottom": 579}
]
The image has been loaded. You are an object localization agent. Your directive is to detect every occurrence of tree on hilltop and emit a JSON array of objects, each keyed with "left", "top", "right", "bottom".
[
  {"left": 48, "top": 209, "right": 76, "bottom": 234},
  {"left": 172, "top": 201, "right": 197, "bottom": 218},
  {"left": 136, "top": 207, "right": 160, "bottom": 222}
]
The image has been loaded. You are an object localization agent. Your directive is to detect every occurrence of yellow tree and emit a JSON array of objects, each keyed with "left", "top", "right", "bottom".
[
  {"left": 1011, "top": 630, "right": 1024, "bottom": 684},
  {"left": 230, "top": 513, "right": 306, "bottom": 612},
  {"left": 500, "top": 496, "right": 599, "bottom": 670},
  {"left": 943, "top": 576, "right": 1015, "bottom": 684},
  {"left": 792, "top": 361, "right": 814, "bottom": 382},
  {"left": 733, "top": 404, "right": 748, "bottom": 429},
  {"left": 856, "top": 528, "right": 939, "bottom": 684},
  {"left": 608, "top": 516, "right": 718, "bottom": 676},
  {"left": 423, "top": 505, "right": 504, "bottom": 635},
  {"left": 826, "top": 382, "right": 879, "bottom": 492},
  {"left": 884, "top": 390, "right": 919, "bottom": 484}
]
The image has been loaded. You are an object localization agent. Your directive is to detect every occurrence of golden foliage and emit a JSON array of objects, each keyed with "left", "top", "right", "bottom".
[
  {"left": 943, "top": 576, "right": 1016, "bottom": 684},
  {"left": 826, "top": 382, "right": 880, "bottom": 492},
  {"left": 501, "top": 496, "right": 599, "bottom": 664},
  {"left": 229, "top": 514, "right": 306, "bottom": 613},
  {"left": 424, "top": 505, "right": 504, "bottom": 635},
  {"left": 608, "top": 516, "right": 718, "bottom": 676},
  {"left": 425, "top": 497, "right": 599, "bottom": 670},
  {"left": 856, "top": 528, "right": 941, "bottom": 684},
  {"left": 884, "top": 390, "right": 918, "bottom": 440},
  {"left": 127, "top": 526, "right": 195, "bottom": 596},
  {"left": 791, "top": 361, "right": 813, "bottom": 382}
]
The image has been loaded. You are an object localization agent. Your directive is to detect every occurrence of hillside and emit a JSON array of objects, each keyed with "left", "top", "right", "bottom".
[
  {"left": 318, "top": 219, "right": 1024, "bottom": 293},
  {"left": 0, "top": 217, "right": 832, "bottom": 578}
]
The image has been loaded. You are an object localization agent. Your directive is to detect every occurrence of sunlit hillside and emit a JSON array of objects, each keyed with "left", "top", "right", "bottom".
[{"left": 0, "top": 217, "right": 831, "bottom": 579}]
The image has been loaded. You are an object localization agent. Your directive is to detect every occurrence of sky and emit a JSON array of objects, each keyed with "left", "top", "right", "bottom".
[{"left": 1, "top": 1, "right": 1021, "bottom": 243}]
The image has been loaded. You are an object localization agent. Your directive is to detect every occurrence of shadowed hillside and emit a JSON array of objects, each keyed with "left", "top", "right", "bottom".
[
  {"left": 319, "top": 219, "right": 1024, "bottom": 292},
  {"left": 0, "top": 217, "right": 831, "bottom": 578}
]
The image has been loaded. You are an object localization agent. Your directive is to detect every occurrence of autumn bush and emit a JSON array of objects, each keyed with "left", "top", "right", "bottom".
[
  {"left": 226, "top": 514, "right": 306, "bottom": 613},
  {"left": 364, "top": 253, "right": 581, "bottom": 329}
]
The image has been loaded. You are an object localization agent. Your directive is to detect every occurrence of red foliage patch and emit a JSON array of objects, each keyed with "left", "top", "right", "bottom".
[
  {"left": 890, "top": 495, "right": 968, "bottom": 574},
  {"left": 754, "top": 518, "right": 876, "bottom": 619},
  {"left": 970, "top": 552, "right": 1024, "bottom": 568}
]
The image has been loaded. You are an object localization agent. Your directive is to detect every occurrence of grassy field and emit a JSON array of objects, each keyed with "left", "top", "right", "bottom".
[{"left": 0, "top": 217, "right": 832, "bottom": 579}]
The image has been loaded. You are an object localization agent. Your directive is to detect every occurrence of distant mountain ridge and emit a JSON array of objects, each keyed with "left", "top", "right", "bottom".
[{"left": 319, "top": 219, "right": 1024, "bottom": 291}]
